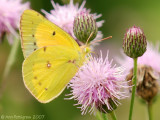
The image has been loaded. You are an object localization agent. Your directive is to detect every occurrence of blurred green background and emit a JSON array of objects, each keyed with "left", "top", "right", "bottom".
[{"left": 0, "top": 0, "right": 160, "bottom": 120}]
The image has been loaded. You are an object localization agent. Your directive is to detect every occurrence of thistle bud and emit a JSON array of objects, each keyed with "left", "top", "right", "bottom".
[
  {"left": 123, "top": 26, "right": 147, "bottom": 58},
  {"left": 73, "top": 11, "right": 98, "bottom": 43}
]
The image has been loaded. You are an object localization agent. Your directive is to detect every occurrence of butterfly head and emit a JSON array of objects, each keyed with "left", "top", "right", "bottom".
[
  {"left": 81, "top": 45, "right": 91, "bottom": 55},
  {"left": 84, "top": 46, "right": 91, "bottom": 54}
]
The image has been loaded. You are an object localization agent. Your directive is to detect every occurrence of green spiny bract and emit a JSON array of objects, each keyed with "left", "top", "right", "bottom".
[
  {"left": 73, "top": 11, "right": 98, "bottom": 43},
  {"left": 123, "top": 26, "right": 147, "bottom": 58}
]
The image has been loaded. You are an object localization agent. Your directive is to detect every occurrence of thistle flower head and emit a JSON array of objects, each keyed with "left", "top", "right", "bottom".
[
  {"left": 73, "top": 11, "right": 98, "bottom": 43},
  {"left": 42, "top": 0, "right": 104, "bottom": 46},
  {"left": 68, "top": 52, "right": 129, "bottom": 114},
  {"left": 123, "top": 26, "right": 147, "bottom": 58},
  {"left": 0, "top": 0, "right": 30, "bottom": 44}
]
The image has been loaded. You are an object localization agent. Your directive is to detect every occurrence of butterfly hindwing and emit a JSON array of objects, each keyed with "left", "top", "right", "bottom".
[
  {"left": 20, "top": 10, "right": 80, "bottom": 58},
  {"left": 23, "top": 46, "right": 84, "bottom": 103}
]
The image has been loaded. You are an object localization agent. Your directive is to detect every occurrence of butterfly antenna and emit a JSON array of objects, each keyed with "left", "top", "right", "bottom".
[
  {"left": 89, "top": 36, "right": 112, "bottom": 46},
  {"left": 85, "top": 32, "right": 94, "bottom": 46}
]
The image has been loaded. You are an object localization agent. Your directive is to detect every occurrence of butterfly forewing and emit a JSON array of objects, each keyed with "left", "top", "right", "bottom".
[
  {"left": 23, "top": 46, "right": 84, "bottom": 103},
  {"left": 20, "top": 10, "right": 80, "bottom": 58}
]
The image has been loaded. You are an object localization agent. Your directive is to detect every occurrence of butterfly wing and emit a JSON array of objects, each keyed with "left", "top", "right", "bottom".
[
  {"left": 20, "top": 9, "right": 80, "bottom": 58},
  {"left": 23, "top": 46, "right": 84, "bottom": 103}
]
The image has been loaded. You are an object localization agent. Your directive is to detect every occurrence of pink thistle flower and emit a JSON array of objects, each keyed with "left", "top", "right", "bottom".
[
  {"left": 68, "top": 52, "right": 129, "bottom": 114},
  {"left": 0, "top": 0, "right": 30, "bottom": 44},
  {"left": 42, "top": 0, "right": 104, "bottom": 45},
  {"left": 117, "top": 42, "right": 160, "bottom": 77}
]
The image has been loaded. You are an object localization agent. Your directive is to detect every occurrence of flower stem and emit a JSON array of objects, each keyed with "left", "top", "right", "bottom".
[
  {"left": 129, "top": 58, "right": 138, "bottom": 120},
  {"left": 110, "top": 111, "right": 117, "bottom": 120},
  {"left": 3, "top": 37, "right": 20, "bottom": 78},
  {"left": 96, "top": 110, "right": 103, "bottom": 120},
  {"left": 102, "top": 113, "right": 108, "bottom": 120},
  {"left": 96, "top": 110, "right": 108, "bottom": 120},
  {"left": 0, "top": 37, "right": 20, "bottom": 98},
  {"left": 147, "top": 102, "right": 153, "bottom": 120}
]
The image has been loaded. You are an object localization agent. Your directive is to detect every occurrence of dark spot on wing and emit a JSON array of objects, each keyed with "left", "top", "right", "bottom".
[
  {"left": 68, "top": 60, "right": 71, "bottom": 63},
  {"left": 53, "top": 31, "right": 56, "bottom": 36},
  {"left": 32, "top": 34, "right": 34, "bottom": 37},
  {"left": 34, "top": 76, "right": 37, "bottom": 79},
  {"left": 44, "top": 47, "right": 46, "bottom": 52},
  {"left": 34, "top": 42, "right": 36, "bottom": 45},
  {"left": 68, "top": 59, "right": 76, "bottom": 64},
  {"left": 38, "top": 82, "right": 41, "bottom": 86},
  {"left": 45, "top": 88, "right": 48, "bottom": 90},
  {"left": 34, "top": 48, "right": 36, "bottom": 51}
]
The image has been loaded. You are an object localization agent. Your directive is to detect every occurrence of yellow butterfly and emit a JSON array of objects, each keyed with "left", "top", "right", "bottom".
[{"left": 20, "top": 10, "right": 90, "bottom": 103}]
